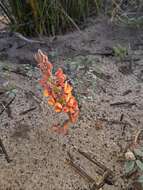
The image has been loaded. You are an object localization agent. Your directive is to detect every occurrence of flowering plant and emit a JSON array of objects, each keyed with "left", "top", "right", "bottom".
[{"left": 35, "top": 50, "right": 79, "bottom": 134}]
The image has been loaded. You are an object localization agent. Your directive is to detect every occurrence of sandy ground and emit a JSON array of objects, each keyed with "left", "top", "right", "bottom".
[{"left": 0, "top": 17, "right": 143, "bottom": 190}]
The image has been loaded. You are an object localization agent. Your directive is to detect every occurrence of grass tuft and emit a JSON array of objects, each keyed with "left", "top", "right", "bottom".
[{"left": 0, "top": 0, "right": 101, "bottom": 36}]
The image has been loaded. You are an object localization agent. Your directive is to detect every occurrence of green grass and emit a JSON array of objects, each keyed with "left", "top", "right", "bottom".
[{"left": 0, "top": 0, "right": 101, "bottom": 36}]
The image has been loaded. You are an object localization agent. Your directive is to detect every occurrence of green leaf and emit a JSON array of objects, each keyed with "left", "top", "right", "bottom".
[
  {"left": 124, "top": 161, "right": 135, "bottom": 173},
  {"left": 134, "top": 149, "right": 143, "bottom": 157},
  {"left": 136, "top": 160, "right": 143, "bottom": 171},
  {"left": 138, "top": 175, "right": 143, "bottom": 184}
]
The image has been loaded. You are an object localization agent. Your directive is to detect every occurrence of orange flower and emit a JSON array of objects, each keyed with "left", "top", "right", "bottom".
[
  {"left": 64, "top": 82, "right": 73, "bottom": 94},
  {"left": 57, "top": 77, "right": 66, "bottom": 87},
  {"left": 36, "top": 50, "right": 52, "bottom": 68},
  {"left": 43, "top": 89, "right": 49, "bottom": 97},
  {"left": 63, "top": 92, "right": 72, "bottom": 103},
  {"left": 69, "top": 107, "right": 75, "bottom": 114},
  {"left": 55, "top": 68, "right": 66, "bottom": 87},
  {"left": 44, "top": 69, "right": 52, "bottom": 77},
  {"left": 35, "top": 49, "right": 53, "bottom": 78},
  {"left": 55, "top": 102, "right": 62, "bottom": 112},
  {"left": 67, "top": 96, "right": 75, "bottom": 107},
  {"left": 48, "top": 97, "right": 56, "bottom": 106},
  {"left": 63, "top": 106, "right": 69, "bottom": 113},
  {"left": 55, "top": 68, "right": 64, "bottom": 78},
  {"left": 35, "top": 49, "right": 46, "bottom": 65},
  {"left": 72, "top": 99, "right": 78, "bottom": 110}
]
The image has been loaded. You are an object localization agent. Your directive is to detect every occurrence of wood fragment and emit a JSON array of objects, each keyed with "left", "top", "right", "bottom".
[{"left": 0, "top": 138, "right": 11, "bottom": 163}]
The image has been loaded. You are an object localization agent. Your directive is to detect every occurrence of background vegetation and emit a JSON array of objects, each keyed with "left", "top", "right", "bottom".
[
  {"left": 0, "top": 0, "right": 101, "bottom": 36},
  {"left": 0, "top": 0, "right": 143, "bottom": 36}
]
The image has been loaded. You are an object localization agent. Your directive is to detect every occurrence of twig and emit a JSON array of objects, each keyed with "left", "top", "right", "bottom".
[
  {"left": 134, "top": 129, "right": 143, "bottom": 145},
  {"left": 0, "top": 89, "right": 6, "bottom": 95},
  {"left": 122, "top": 89, "right": 132, "bottom": 96},
  {"left": 76, "top": 50, "right": 114, "bottom": 57},
  {"left": 100, "top": 118, "right": 133, "bottom": 127},
  {"left": 120, "top": 114, "right": 124, "bottom": 121},
  {"left": 0, "top": 138, "right": 11, "bottom": 163},
  {"left": 110, "top": 101, "right": 136, "bottom": 107},
  {"left": 78, "top": 149, "right": 114, "bottom": 185},
  {"left": 19, "top": 107, "right": 37, "bottom": 115},
  {"left": 122, "top": 58, "right": 140, "bottom": 62},
  {"left": 92, "top": 71, "right": 111, "bottom": 81},
  {"left": 14, "top": 32, "right": 46, "bottom": 44},
  {"left": 93, "top": 171, "right": 109, "bottom": 189},
  {"left": 78, "top": 149, "right": 107, "bottom": 172},
  {"left": 0, "top": 96, "right": 16, "bottom": 116},
  {"left": 119, "top": 114, "right": 126, "bottom": 136},
  {"left": 66, "top": 152, "right": 95, "bottom": 184},
  {"left": 121, "top": 124, "right": 127, "bottom": 136}
]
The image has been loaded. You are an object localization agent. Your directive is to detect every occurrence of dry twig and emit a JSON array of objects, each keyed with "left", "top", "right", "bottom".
[
  {"left": 0, "top": 96, "right": 16, "bottom": 116},
  {"left": 134, "top": 129, "right": 143, "bottom": 145},
  {"left": 19, "top": 107, "right": 37, "bottom": 115},
  {"left": 0, "top": 138, "right": 11, "bottom": 163}
]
